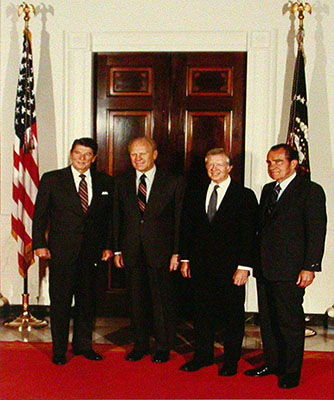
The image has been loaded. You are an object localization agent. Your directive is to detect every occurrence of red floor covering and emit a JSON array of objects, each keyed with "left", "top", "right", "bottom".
[{"left": 1, "top": 342, "right": 333, "bottom": 400}]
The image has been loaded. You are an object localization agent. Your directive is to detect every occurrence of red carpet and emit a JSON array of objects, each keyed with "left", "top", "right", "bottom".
[{"left": 0, "top": 342, "right": 333, "bottom": 400}]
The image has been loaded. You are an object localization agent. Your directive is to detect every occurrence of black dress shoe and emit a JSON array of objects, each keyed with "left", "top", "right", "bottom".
[
  {"left": 52, "top": 355, "right": 67, "bottom": 366},
  {"left": 152, "top": 350, "right": 170, "bottom": 363},
  {"left": 126, "top": 349, "right": 149, "bottom": 362},
  {"left": 73, "top": 349, "right": 103, "bottom": 361},
  {"left": 180, "top": 359, "right": 214, "bottom": 372},
  {"left": 244, "top": 365, "right": 278, "bottom": 377},
  {"left": 219, "top": 364, "right": 238, "bottom": 377},
  {"left": 278, "top": 373, "right": 300, "bottom": 389}
]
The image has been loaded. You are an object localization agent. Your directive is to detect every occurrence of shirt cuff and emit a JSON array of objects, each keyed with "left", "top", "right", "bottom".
[{"left": 238, "top": 265, "right": 251, "bottom": 272}]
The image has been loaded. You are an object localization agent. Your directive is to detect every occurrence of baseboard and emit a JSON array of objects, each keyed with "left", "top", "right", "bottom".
[{"left": 1, "top": 305, "right": 327, "bottom": 326}]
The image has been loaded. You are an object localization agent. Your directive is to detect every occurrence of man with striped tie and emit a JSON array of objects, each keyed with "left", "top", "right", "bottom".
[
  {"left": 113, "top": 137, "right": 185, "bottom": 363},
  {"left": 33, "top": 138, "right": 113, "bottom": 365}
]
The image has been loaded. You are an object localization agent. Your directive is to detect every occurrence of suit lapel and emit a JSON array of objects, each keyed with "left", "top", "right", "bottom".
[
  {"left": 263, "top": 176, "right": 299, "bottom": 221},
  {"left": 126, "top": 171, "right": 141, "bottom": 215},
  {"left": 145, "top": 169, "right": 164, "bottom": 215},
  {"left": 63, "top": 166, "right": 83, "bottom": 213},
  {"left": 210, "top": 179, "right": 235, "bottom": 222}
]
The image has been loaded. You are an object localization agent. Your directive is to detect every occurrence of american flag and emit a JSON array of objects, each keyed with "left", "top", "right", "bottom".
[
  {"left": 12, "top": 29, "right": 39, "bottom": 277},
  {"left": 286, "top": 46, "right": 310, "bottom": 178}
]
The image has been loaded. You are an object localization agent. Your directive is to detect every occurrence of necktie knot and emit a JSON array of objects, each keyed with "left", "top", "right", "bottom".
[
  {"left": 140, "top": 174, "right": 146, "bottom": 183},
  {"left": 274, "top": 183, "right": 281, "bottom": 195},
  {"left": 80, "top": 174, "right": 86, "bottom": 180}
]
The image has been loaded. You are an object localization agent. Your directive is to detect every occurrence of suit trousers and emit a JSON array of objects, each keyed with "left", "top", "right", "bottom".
[
  {"left": 49, "top": 254, "right": 97, "bottom": 356},
  {"left": 127, "top": 251, "right": 176, "bottom": 352},
  {"left": 192, "top": 271, "right": 246, "bottom": 365},
  {"left": 257, "top": 278, "right": 305, "bottom": 376}
]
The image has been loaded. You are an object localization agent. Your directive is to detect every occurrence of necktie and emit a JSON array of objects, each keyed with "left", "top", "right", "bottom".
[
  {"left": 137, "top": 174, "right": 147, "bottom": 214},
  {"left": 207, "top": 184, "right": 219, "bottom": 222},
  {"left": 265, "top": 183, "right": 281, "bottom": 217},
  {"left": 79, "top": 174, "right": 89, "bottom": 213}
]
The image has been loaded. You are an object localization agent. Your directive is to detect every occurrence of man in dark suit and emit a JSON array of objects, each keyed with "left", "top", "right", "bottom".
[
  {"left": 33, "top": 138, "right": 113, "bottom": 365},
  {"left": 245, "top": 144, "right": 327, "bottom": 389},
  {"left": 113, "top": 137, "right": 185, "bottom": 363},
  {"left": 179, "top": 148, "right": 258, "bottom": 376}
]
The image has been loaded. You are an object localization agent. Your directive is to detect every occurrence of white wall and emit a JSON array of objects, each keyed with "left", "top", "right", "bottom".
[{"left": 1, "top": 0, "right": 333, "bottom": 313}]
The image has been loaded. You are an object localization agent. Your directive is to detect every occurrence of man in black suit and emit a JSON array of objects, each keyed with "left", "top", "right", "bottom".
[
  {"left": 245, "top": 144, "right": 327, "bottom": 389},
  {"left": 113, "top": 137, "right": 185, "bottom": 363},
  {"left": 33, "top": 138, "right": 113, "bottom": 365},
  {"left": 179, "top": 148, "right": 258, "bottom": 376}
]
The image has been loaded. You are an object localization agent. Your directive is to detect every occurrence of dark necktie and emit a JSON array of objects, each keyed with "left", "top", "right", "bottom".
[
  {"left": 79, "top": 174, "right": 89, "bottom": 213},
  {"left": 265, "top": 183, "right": 281, "bottom": 217},
  {"left": 207, "top": 184, "right": 219, "bottom": 222},
  {"left": 137, "top": 174, "right": 147, "bottom": 214}
]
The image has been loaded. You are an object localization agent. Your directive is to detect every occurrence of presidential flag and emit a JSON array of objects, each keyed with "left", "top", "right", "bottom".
[
  {"left": 12, "top": 29, "right": 39, "bottom": 277},
  {"left": 286, "top": 46, "right": 310, "bottom": 178}
]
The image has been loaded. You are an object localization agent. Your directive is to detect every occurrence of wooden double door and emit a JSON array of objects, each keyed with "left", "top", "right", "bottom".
[{"left": 94, "top": 52, "right": 247, "bottom": 315}]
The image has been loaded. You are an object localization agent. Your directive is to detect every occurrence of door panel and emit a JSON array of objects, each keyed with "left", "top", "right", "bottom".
[
  {"left": 94, "top": 52, "right": 247, "bottom": 315},
  {"left": 108, "top": 111, "right": 152, "bottom": 176}
]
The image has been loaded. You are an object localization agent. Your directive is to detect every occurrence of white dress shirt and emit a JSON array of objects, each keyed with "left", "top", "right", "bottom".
[
  {"left": 136, "top": 165, "right": 156, "bottom": 200},
  {"left": 276, "top": 172, "right": 296, "bottom": 200},
  {"left": 71, "top": 165, "right": 93, "bottom": 205}
]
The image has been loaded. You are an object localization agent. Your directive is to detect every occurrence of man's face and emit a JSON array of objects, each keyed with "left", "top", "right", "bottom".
[
  {"left": 266, "top": 148, "right": 298, "bottom": 183},
  {"left": 205, "top": 153, "right": 233, "bottom": 184},
  {"left": 70, "top": 144, "right": 97, "bottom": 173},
  {"left": 129, "top": 139, "right": 158, "bottom": 173}
]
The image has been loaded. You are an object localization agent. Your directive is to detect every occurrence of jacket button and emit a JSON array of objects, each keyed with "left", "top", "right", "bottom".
[{"left": 141, "top": 219, "right": 144, "bottom": 224}]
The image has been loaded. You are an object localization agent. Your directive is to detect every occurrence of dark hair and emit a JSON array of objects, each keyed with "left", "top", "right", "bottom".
[
  {"left": 70, "top": 137, "right": 98, "bottom": 155},
  {"left": 128, "top": 136, "right": 157, "bottom": 152},
  {"left": 268, "top": 143, "right": 298, "bottom": 162},
  {"left": 205, "top": 148, "right": 233, "bottom": 166}
]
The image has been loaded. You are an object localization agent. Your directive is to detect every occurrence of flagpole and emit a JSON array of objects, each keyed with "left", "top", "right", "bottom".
[{"left": 5, "top": 2, "right": 47, "bottom": 331}]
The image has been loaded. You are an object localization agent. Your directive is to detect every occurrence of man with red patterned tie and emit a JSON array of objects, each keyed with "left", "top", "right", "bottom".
[
  {"left": 113, "top": 137, "right": 185, "bottom": 364},
  {"left": 33, "top": 138, "right": 113, "bottom": 365}
]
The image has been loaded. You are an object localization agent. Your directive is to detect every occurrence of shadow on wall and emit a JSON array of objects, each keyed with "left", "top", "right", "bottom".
[
  {"left": 35, "top": 4, "right": 58, "bottom": 174},
  {"left": 308, "top": 3, "right": 332, "bottom": 182}
]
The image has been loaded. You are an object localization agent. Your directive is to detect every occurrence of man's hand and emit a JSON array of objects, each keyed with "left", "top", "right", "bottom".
[
  {"left": 114, "top": 254, "right": 125, "bottom": 269},
  {"left": 180, "top": 261, "right": 191, "bottom": 278},
  {"left": 296, "top": 270, "right": 315, "bottom": 288},
  {"left": 233, "top": 269, "right": 249, "bottom": 286},
  {"left": 35, "top": 248, "right": 51, "bottom": 260},
  {"left": 101, "top": 250, "right": 114, "bottom": 261},
  {"left": 169, "top": 254, "right": 180, "bottom": 271}
]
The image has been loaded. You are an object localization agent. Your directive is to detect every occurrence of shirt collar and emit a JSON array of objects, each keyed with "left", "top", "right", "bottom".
[
  {"left": 210, "top": 175, "right": 231, "bottom": 190},
  {"left": 136, "top": 165, "right": 156, "bottom": 181},
  {"left": 277, "top": 172, "right": 296, "bottom": 191},
  {"left": 71, "top": 165, "right": 92, "bottom": 179}
]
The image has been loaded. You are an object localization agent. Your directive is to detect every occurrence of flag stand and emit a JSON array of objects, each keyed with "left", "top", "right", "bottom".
[{"left": 4, "top": 276, "right": 48, "bottom": 329}]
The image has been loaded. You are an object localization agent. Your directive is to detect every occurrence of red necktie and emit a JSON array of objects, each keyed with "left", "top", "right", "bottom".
[
  {"left": 79, "top": 174, "right": 89, "bottom": 213},
  {"left": 137, "top": 174, "right": 147, "bottom": 214}
]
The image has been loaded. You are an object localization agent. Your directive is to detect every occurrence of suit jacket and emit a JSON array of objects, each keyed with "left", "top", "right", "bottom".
[
  {"left": 113, "top": 168, "right": 185, "bottom": 268},
  {"left": 258, "top": 175, "right": 327, "bottom": 281},
  {"left": 32, "top": 166, "right": 113, "bottom": 265},
  {"left": 180, "top": 177, "right": 258, "bottom": 279}
]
